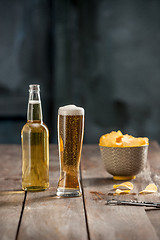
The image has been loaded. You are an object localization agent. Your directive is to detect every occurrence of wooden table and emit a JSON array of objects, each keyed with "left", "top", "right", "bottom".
[{"left": 0, "top": 143, "right": 160, "bottom": 240}]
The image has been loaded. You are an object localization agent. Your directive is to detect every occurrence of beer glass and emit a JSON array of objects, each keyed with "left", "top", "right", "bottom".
[{"left": 56, "top": 105, "right": 85, "bottom": 197}]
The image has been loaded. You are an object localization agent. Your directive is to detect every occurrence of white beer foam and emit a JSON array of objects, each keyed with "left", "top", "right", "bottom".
[
  {"left": 58, "top": 105, "right": 84, "bottom": 116},
  {"left": 29, "top": 100, "right": 41, "bottom": 104}
]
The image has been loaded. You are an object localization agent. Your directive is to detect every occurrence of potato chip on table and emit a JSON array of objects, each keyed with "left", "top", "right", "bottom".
[
  {"left": 139, "top": 184, "right": 157, "bottom": 194},
  {"left": 114, "top": 189, "right": 131, "bottom": 195},
  {"left": 113, "top": 181, "right": 134, "bottom": 190}
]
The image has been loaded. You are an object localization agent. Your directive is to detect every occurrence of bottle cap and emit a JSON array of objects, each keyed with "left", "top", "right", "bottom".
[{"left": 29, "top": 84, "right": 40, "bottom": 92}]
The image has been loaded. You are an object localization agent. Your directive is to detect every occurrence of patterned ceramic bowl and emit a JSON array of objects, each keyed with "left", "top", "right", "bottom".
[{"left": 99, "top": 145, "right": 149, "bottom": 180}]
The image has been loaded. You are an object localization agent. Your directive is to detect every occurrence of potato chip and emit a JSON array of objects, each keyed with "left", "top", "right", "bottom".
[
  {"left": 99, "top": 130, "right": 123, "bottom": 147},
  {"left": 139, "top": 183, "right": 157, "bottom": 194},
  {"left": 113, "top": 181, "right": 134, "bottom": 190},
  {"left": 115, "top": 189, "right": 131, "bottom": 195},
  {"left": 99, "top": 131, "right": 149, "bottom": 147}
]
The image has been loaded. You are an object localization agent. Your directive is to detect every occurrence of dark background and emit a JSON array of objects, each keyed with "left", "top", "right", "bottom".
[{"left": 0, "top": 0, "right": 160, "bottom": 144}]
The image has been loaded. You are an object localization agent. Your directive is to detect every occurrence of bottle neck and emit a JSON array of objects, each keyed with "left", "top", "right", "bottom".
[{"left": 27, "top": 90, "right": 43, "bottom": 122}]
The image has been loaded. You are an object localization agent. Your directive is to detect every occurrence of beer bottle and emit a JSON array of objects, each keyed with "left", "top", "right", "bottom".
[{"left": 21, "top": 85, "right": 49, "bottom": 191}]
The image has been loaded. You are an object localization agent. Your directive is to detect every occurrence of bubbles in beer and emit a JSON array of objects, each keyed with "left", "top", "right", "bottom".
[{"left": 57, "top": 105, "right": 84, "bottom": 191}]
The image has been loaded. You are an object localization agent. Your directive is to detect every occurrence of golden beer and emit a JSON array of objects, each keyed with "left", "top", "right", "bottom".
[
  {"left": 56, "top": 105, "right": 84, "bottom": 197},
  {"left": 21, "top": 85, "right": 49, "bottom": 191}
]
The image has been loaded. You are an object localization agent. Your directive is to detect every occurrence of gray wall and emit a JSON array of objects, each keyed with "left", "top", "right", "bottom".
[
  {"left": 0, "top": 0, "right": 160, "bottom": 143},
  {"left": 0, "top": 0, "right": 53, "bottom": 143}
]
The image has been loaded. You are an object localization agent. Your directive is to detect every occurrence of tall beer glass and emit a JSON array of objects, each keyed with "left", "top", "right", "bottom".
[{"left": 56, "top": 105, "right": 85, "bottom": 197}]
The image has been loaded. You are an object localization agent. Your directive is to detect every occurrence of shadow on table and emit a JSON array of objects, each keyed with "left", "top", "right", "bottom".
[
  {"left": 0, "top": 189, "right": 24, "bottom": 207},
  {"left": 0, "top": 189, "right": 58, "bottom": 207},
  {"left": 82, "top": 177, "right": 114, "bottom": 187},
  {"left": 0, "top": 190, "right": 24, "bottom": 195}
]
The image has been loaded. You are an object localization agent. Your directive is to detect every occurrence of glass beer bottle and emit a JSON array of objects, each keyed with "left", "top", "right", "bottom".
[{"left": 21, "top": 84, "right": 49, "bottom": 191}]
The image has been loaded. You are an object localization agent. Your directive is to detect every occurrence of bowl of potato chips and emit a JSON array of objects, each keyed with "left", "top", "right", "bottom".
[{"left": 99, "top": 131, "right": 149, "bottom": 180}]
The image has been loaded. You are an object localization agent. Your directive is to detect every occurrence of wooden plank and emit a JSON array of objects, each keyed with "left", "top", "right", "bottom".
[
  {"left": 146, "top": 209, "right": 160, "bottom": 239},
  {"left": 0, "top": 145, "right": 25, "bottom": 240},
  {"left": 145, "top": 141, "right": 160, "bottom": 239},
  {"left": 1, "top": 143, "right": 159, "bottom": 240},
  {"left": 18, "top": 145, "right": 88, "bottom": 240},
  {"left": 81, "top": 145, "right": 159, "bottom": 240}
]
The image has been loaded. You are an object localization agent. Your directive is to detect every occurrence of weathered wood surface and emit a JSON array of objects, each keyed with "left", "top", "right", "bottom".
[
  {"left": 81, "top": 143, "right": 160, "bottom": 240},
  {"left": 18, "top": 145, "right": 88, "bottom": 240},
  {"left": 0, "top": 143, "right": 160, "bottom": 240},
  {"left": 145, "top": 141, "right": 160, "bottom": 238},
  {"left": 0, "top": 145, "right": 25, "bottom": 240}
]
